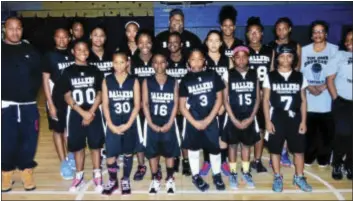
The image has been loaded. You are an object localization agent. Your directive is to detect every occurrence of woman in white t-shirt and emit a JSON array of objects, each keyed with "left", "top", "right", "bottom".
[
  {"left": 326, "top": 29, "right": 352, "bottom": 181},
  {"left": 300, "top": 20, "right": 338, "bottom": 167}
]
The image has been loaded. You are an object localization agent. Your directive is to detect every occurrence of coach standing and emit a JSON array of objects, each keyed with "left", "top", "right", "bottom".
[
  {"left": 1, "top": 17, "right": 42, "bottom": 192},
  {"left": 155, "top": 8, "right": 201, "bottom": 57}
]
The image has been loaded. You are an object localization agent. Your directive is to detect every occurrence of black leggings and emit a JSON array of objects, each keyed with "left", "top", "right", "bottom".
[{"left": 304, "top": 112, "right": 334, "bottom": 165}]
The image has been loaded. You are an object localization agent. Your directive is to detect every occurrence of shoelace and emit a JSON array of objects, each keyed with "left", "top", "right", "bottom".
[
  {"left": 103, "top": 181, "right": 116, "bottom": 189},
  {"left": 121, "top": 180, "right": 130, "bottom": 190},
  {"left": 274, "top": 176, "right": 283, "bottom": 185},
  {"left": 94, "top": 177, "right": 102, "bottom": 186},
  {"left": 201, "top": 163, "right": 210, "bottom": 171},
  {"left": 296, "top": 177, "right": 310, "bottom": 188},
  {"left": 72, "top": 178, "right": 82, "bottom": 186},
  {"left": 243, "top": 174, "right": 253, "bottom": 181},
  {"left": 139, "top": 166, "right": 146, "bottom": 174}
]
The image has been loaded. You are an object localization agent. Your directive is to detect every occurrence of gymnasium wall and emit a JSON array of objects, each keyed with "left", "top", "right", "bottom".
[{"left": 2, "top": 2, "right": 353, "bottom": 52}]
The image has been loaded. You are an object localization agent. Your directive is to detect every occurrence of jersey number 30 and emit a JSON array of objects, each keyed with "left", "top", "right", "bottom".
[{"left": 115, "top": 102, "right": 131, "bottom": 114}]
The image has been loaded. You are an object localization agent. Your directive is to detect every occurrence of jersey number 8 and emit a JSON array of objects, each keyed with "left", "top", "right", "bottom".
[
  {"left": 256, "top": 66, "right": 267, "bottom": 82},
  {"left": 72, "top": 88, "right": 95, "bottom": 105}
]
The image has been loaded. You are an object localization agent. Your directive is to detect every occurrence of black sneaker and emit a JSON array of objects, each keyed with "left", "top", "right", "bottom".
[
  {"left": 174, "top": 157, "right": 180, "bottom": 173},
  {"left": 121, "top": 178, "right": 131, "bottom": 195},
  {"left": 157, "top": 164, "right": 162, "bottom": 181},
  {"left": 212, "top": 173, "right": 225, "bottom": 191},
  {"left": 332, "top": 164, "right": 343, "bottom": 180},
  {"left": 182, "top": 159, "right": 191, "bottom": 176},
  {"left": 192, "top": 174, "right": 209, "bottom": 192},
  {"left": 251, "top": 160, "right": 267, "bottom": 173},
  {"left": 102, "top": 180, "right": 118, "bottom": 196},
  {"left": 133, "top": 165, "right": 147, "bottom": 181},
  {"left": 346, "top": 167, "right": 352, "bottom": 180}
]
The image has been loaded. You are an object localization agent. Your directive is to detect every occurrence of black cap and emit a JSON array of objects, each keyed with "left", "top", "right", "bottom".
[
  {"left": 169, "top": 8, "right": 184, "bottom": 19},
  {"left": 276, "top": 44, "right": 296, "bottom": 57}
]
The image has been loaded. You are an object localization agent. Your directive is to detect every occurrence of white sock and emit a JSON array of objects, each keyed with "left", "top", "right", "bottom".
[
  {"left": 188, "top": 150, "right": 200, "bottom": 176},
  {"left": 76, "top": 171, "right": 84, "bottom": 180},
  {"left": 93, "top": 169, "right": 101, "bottom": 178},
  {"left": 210, "top": 153, "right": 221, "bottom": 175}
]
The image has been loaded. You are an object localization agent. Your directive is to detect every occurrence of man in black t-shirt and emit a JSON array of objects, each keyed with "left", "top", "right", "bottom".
[
  {"left": 155, "top": 9, "right": 201, "bottom": 57},
  {"left": 2, "top": 17, "right": 41, "bottom": 193}
]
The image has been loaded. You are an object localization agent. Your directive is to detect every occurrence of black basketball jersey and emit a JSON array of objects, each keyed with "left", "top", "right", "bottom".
[
  {"left": 179, "top": 69, "right": 225, "bottom": 120},
  {"left": 147, "top": 76, "right": 176, "bottom": 126},
  {"left": 268, "top": 70, "right": 303, "bottom": 112},
  {"left": 106, "top": 74, "right": 137, "bottom": 124},
  {"left": 222, "top": 38, "right": 244, "bottom": 58},
  {"left": 205, "top": 53, "right": 229, "bottom": 78},
  {"left": 88, "top": 49, "right": 113, "bottom": 77},
  {"left": 166, "top": 57, "right": 188, "bottom": 82},
  {"left": 248, "top": 45, "right": 273, "bottom": 85},
  {"left": 228, "top": 68, "right": 258, "bottom": 116},
  {"left": 130, "top": 54, "right": 154, "bottom": 83},
  {"left": 60, "top": 64, "right": 104, "bottom": 110},
  {"left": 42, "top": 48, "right": 74, "bottom": 85},
  {"left": 268, "top": 40, "right": 298, "bottom": 55}
]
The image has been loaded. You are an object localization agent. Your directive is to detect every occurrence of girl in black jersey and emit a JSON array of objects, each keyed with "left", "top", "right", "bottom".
[
  {"left": 246, "top": 17, "right": 275, "bottom": 173},
  {"left": 218, "top": 5, "right": 244, "bottom": 58},
  {"left": 200, "top": 30, "right": 230, "bottom": 177},
  {"left": 268, "top": 17, "right": 301, "bottom": 71},
  {"left": 42, "top": 28, "right": 74, "bottom": 180},
  {"left": 166, "top": 32, "right": 191, "bottom": 176},
  {"left": 268, "top": 17, "right": 301, "bottom": 167},
  {"left": 61, "top": 41, "right": 105, "bottom": 193},
  {"left": 116, "top": 21, "right": 140, "bottom": 58},
  {"left": 263, "top": 45, "right": 311, "bottom": 192},
  {"left": 101, "top": 52, "right": 141, "bottom": 196},
  {"left": 130, "top": 29, "right": 156, "bottom": 181},
  {"left": 88, "top": 26, "right": 113, "bottom": 77}
]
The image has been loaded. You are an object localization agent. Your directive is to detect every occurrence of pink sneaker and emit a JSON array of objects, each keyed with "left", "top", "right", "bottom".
[
  {"left": 94, "top": 175, "right": 103, "bottom": 193},
  {"left": 69, "top": 177, "right": 85, "bottom": 192},
  {"left": 221, "top": 162, "right": 231, "bottom": 176}
]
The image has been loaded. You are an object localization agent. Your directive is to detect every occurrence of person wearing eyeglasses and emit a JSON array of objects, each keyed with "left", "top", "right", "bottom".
[{"left": 301, "top": 20, "right": 338, "bottom": 168}]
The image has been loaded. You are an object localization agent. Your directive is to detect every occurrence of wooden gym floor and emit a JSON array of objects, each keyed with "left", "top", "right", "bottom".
[{"left": 2, "top": 91, "right": 352, "bottom": 200}]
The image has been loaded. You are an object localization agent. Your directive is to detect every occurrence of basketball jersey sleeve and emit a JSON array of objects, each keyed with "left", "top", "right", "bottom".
[
  {"left": 58, "top": 69, "right": 71, "bottom": 94},
  {"left": 302, "top": 75, "right": 309, "bottom": 89},
  {"left": 222, "top": 70, "right": 229, "bottom": 82}
]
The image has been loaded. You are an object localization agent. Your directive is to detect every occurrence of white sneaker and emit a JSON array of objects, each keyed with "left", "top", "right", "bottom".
[
  {"left": 93, "top": 172, "right": 103, "bottom": 193},
  {"left": 304, "top": 163, "right": 312, "bottom": 167},
  {"left": 166, "top": 178, "right": 176, "bottom": 195},
  {"left": 148, "top": 179, "right": 161, "bottom": 195}
]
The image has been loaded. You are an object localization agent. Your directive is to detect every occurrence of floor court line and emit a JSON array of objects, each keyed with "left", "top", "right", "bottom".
[
  {"left": 6, "top": 189, "right": 353, "bottom": 195},
  {"left": 261, "top": 156, "right": 345, "bottom": 201}
]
